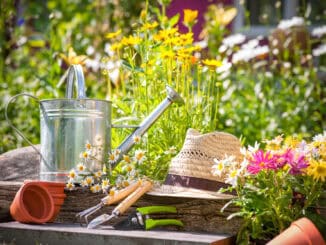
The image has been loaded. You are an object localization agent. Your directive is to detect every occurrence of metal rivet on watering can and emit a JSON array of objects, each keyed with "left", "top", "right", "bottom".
[{"left": 5, "top": 64, "right": 184, "bottom": 183}]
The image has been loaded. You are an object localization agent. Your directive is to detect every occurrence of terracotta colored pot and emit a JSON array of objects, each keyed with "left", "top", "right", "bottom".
[
  {"left": 23, "top": 180, "right": 66, "bottom": 222},
  {"left": 10, "top": 182, "right": 55, "bottom": 224},
  {"left": 24, "top": 180, "right": 65, "bottom": 195},
  {"left": 267, "top": 218, "right": 326, "bottom": 245},
  {"left": 48, "top": 193, "right": 66, "bottom": 222}
]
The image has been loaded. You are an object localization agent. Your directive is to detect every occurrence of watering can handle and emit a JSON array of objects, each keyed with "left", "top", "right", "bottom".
[
  {"left": 4, "top": 93, "right": 45, "bottom": 161},
  {"left": 66, "top": 64, "right": 87, "bottom": 99}
]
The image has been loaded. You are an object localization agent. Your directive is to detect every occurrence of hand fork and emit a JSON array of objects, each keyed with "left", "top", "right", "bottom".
[
  {"left": 76, "top": 180, "right": 142, "bottom": 225},
  {"left": 87, "top": 180, "right": 153, "bottom": 229}
]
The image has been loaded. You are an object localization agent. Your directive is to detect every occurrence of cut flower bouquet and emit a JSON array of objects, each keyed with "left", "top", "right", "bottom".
[{"left": 213, "top": 132, "right": 326, "bottom": 244}]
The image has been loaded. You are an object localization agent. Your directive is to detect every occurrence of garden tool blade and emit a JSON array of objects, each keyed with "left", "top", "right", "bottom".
[
  {"left": 113, "top": 211, "right": 143, "bottom": 230},
  {"left": 75, "top": 202, "right": 104, "bottom": 225},
  {"left": 76, "top": 180, "right": 141, "bottom": 225},
  {"left": 88, "top": 180, "right": 153, "bottom": 229},
  {"left": 87, "top": 213, "right": 116, "bottom": 229}
]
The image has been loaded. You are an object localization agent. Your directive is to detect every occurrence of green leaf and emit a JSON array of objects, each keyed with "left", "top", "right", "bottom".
[{"left": 168, "top": 13, "right": 180, "bottom": 27}]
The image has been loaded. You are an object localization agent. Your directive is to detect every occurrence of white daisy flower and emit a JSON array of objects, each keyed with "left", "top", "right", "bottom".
[
  {"left": 278, "top": 16, "right": 304, "bottom": 30},
  {"left": 311, "top": 25, "right": 326, "bottom": 37},
  {"left": 84, "top": 176, "right": 94, "bottom": 186},
  {"left": 134, "top": 150, "right": 146, "bottom": 164},
  {"left": 101, "top": 179, "right": 110, "bottom": 191},
  {"left": 225, "top": 169, "right": 240, "bottom": 187},
  {"left": 90, "top": 184, "right": 101, "bottom": 193},
  {"left": 77, "top": 163, "right": 86, "bottom": 172},
  {"left": 313, "top": 131, "right": 326, "bottom": 142},
  {"left": 133, "top": 135, "right": 141, "bottom": 144},
  {"left": 212, "top": 159, "right": 225, "bottom": 177},
  {"left": 68, "top": 169, "right": 77, "bottom": 180},
  {"left": 94, "top": 170, "right": 103, "bottom": 179},
  {"left": 66, "top": 181, "right": 75, "bottom": 191},
  {"left": 108, "top": 152, "right": 118, "bottom": 164}
]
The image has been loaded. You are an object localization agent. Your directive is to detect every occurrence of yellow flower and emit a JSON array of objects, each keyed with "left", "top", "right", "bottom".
[
  {"left": 284, "top": 136, "right": 300, "bottom": 149},
  {"left": 59, "top": 47, "right": 88, "bottom": 66},
  {"left": 160, "top": 50, "right": 175, "bottom": 59},
  {"left": 202, "top": 59, "right": 223, "bottom": 69},
  {"left": 163, "top": 37, "right": 181, "bottom": 46},
  {"left": 179, "top": 32, "right": 194, "bottom": 45},
  {"left": 105, "top": 29, "right": 122, "bottom": 39},
  {"left": 121, "top": 35, "right": 141, "bottom": 46},
  {"left": 154, "top": 28, "right": 178, "bottom": 42},
  {"left": 264, "top": 135, "right": 284, "bottom": 151},
  {"left": 140, "top": 21, "right": 159, "bottom": 31},
  {"left": 183, "top": 9, "right": 198, "bottom": 27},
  {"left": 307, "top": 159, "right": 326, "bottom": 182},
  {"left": 216, "top": 6, "right": 237, "bottom": 26},
  {"left": 110, "top": 42, "right": 123, "bottom": 51}
]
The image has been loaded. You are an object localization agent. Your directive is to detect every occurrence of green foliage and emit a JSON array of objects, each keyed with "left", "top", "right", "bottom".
[
  {"left": 0, "top": 0, "right": 153, "bottom": 153},
  {"left": 0, "top": 1, "right": 325, "bottom": 185}
]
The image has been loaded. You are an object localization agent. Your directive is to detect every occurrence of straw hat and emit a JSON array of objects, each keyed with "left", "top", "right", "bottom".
[{"left": 147, "top": 128, "right": 242, "bottom": 199}]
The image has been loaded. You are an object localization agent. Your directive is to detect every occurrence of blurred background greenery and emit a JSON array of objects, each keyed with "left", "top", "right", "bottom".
[{"left": 0, "top": 0, "right": 325, "bottom": 160}]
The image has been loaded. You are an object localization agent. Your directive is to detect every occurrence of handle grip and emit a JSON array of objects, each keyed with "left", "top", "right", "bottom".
[
  {"left": 4, "top": 93, "right": 50, "bottom": 168},
  {"left": 103, "top": 180, "right": 142, "bottom": 205},
  {"left": 65, "top": 64, "right": 87, "bottom": 99},
  {"left": 136, "top": 206, "right": 177, "bottom": 215},
  {"left": 145, "top": 219, "right": 183, "bottom": 230},
  {"left": 114, "top": 180, "right": 153, "bottom": 214}
]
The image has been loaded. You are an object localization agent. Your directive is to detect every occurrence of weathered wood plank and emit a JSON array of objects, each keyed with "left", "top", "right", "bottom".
[
  {"left": 0, "top": 222, "right": 236, "bottom": 245},
  {"left": 0, "top": 181, "right": 241, "bottom": 234}
]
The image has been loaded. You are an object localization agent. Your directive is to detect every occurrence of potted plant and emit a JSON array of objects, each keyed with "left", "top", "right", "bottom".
[{"left": 213, "top": 132, "right": 326, "bottom": 244}]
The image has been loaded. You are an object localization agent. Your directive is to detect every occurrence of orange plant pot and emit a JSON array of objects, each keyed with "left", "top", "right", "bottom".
[
  {"left": 10, "top": 182, "right": 55, "bottom": 224},
  {"left": 267, "top": 217, "right": 326, "bottom": 245},
  {"left": 24, "top": 180, "right": 66, "bottom": 222},
  {"left": 49, "top": 193, "right": 66, "bottom": 222}
]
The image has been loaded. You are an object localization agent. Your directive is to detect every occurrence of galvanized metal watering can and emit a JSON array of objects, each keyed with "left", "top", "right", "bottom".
[{"left": 5, "top": 64, "right": 184, "bottom": 182}]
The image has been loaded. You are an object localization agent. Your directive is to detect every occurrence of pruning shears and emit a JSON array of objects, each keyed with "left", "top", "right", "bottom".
[{"left": 114, "top": 206, "right": 184, "bottom": 230}]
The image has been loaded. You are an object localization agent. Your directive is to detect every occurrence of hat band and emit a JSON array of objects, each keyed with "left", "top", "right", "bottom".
[{"left": 164, "top": 174, "right": 231, "bottom": 192}]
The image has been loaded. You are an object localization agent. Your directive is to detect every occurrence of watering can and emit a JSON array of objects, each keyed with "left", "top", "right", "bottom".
[{"left": 5, "top": 64, "right": 184, "bottom": 182}]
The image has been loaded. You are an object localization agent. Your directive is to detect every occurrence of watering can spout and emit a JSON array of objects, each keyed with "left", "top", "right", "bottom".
[{"left": 113, "top": 85, "right": 184, "bottom": 168}]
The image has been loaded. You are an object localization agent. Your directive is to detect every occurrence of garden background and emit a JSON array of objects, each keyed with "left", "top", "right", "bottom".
[{"left": 0, "top": 0, "right": 325, "bottom": 181}]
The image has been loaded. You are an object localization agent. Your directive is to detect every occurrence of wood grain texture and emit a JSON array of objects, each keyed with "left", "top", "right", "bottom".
[{"left": 0, "top": 181, "right": 241, "bottom": 234}]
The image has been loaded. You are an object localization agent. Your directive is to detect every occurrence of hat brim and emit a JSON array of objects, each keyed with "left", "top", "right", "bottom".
[{"left": 147, "top": 184, "right": 235, "bottom": 200}]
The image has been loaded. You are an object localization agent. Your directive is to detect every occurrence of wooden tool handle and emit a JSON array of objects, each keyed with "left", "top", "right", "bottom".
[
  {"left": 114, "top": 180, "right": 153, "bottom": 214},
  {"left": 105, "top": 180, "right": 142, "bottom": 205}
]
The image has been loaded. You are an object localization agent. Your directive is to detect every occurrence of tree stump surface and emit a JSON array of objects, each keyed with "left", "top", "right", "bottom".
[
  {"left": 0, "top": 181, "right": 241, "bottom": 234},
  {"left": 0, "top": 146, "right": 241, "bottom": 234}
]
